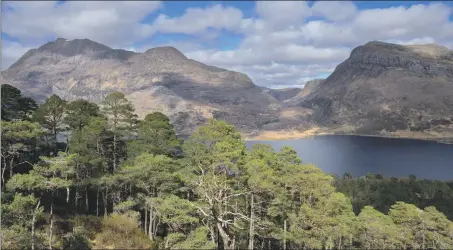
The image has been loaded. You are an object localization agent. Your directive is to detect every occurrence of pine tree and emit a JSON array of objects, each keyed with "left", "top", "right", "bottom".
[
  {"left": 102, "top": 92, "right": 137, "bottom": 172},
  {"left": 33, "top": 94, "right": 67, "bottom": 155},
  {"left": 1, "top": 121, "right": 43, "bottom": 185}
]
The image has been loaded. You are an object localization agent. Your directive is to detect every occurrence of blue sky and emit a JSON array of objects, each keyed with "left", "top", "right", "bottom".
[{"left": 2, "top": 1, "right": 453, "bottom": 88}]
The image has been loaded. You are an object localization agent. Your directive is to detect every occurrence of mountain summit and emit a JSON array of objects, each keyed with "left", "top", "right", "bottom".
[
  {"left": 1, "top": 38, "right": 279, "bottom": 134},
  {"left": 37, "top": 38, "right": 112, "bottom": 56}
]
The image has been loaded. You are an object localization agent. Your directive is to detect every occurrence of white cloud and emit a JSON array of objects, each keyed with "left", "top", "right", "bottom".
[
  {"left": 2, "top": 41, "right": 33, "bottom": 70},
  {"left": 3, "top": 1, "right": 453, "bottom": 88},
  {"left": 255, "top": 1, "right": 311, "bottom": 29},
  {"left": 185, "top": 45, "right": 349, "bottom": 67},
  {"left": 311, "top": 1, "right": 357, "bottom": 22},
  {"left": 151, "top": 4, "right": 243, "bottom": 35},
  {"left": 2, "top": 1, "right": 162, "bottom": 48},
  {"left": 182, "top": 2, "right": 453, "bottom": 88},
  {"left": 354, "top": 3, "right": 452, "bottom": 41}
]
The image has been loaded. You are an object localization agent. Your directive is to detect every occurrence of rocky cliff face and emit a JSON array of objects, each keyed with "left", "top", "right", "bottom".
[
  {"left": 1, "top": 38, "right": 281, "bottom": 135},
  {"left": 296, "top": 41, "right": 453, "bottom": 135}
]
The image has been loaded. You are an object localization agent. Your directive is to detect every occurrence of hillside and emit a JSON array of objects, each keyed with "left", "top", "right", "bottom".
[
  {"left": 292, "top": 41, "right": 453, "bottom": 139},
  {"left": 1, "top": 38, "right": 282, "bottom": 135}
]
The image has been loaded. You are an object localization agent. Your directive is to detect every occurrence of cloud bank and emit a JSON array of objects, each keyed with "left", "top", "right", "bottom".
[{"left": 2, "top": 1, "right": 453, "bottom": 88}]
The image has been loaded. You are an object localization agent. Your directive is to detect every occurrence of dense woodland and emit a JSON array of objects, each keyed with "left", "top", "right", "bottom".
[{"left": 1, "top": 83, "right": 453, "bottom": 249}]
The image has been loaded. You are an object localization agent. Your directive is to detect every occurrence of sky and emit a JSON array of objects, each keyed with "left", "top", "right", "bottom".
[{"left": 2, "top": 1, "right": 453, "bottom": 89}]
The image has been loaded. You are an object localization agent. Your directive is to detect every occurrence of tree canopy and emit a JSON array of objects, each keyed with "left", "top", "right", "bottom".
[{"left": 2, "top": 90, "right": 453, "bottom": 249}]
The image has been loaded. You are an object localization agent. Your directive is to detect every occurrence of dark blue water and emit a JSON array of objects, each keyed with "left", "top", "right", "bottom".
[{"left": 246, "top": 135, "right": 453, "bottom": 180}]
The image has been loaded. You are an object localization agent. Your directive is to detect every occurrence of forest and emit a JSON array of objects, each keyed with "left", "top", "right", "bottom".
[{"left": 1, "top": 83, "right": 453, "bottom": 249}]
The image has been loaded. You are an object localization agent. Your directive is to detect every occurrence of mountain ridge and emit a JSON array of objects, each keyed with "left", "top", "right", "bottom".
[
  {"left": 1, "top": 38, "right": 281, "bottom": 135},
  {"left": 2, "top": 38, "right": 453, "bottom": 140}
]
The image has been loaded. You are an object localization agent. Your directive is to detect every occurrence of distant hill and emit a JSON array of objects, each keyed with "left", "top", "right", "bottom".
[
  {"left": 261, "top": 87, "right": 302, "bottom": 102},
  {"left": 293, "top": 41, "right": 453, "bottom": 137}
]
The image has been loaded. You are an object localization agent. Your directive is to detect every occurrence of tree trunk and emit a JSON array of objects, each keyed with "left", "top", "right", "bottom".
[
  {"left": 217, "top": 222, "right": 234, "bottom": 249},
  {"left": 144, "top": 209, "right": 148, "bottom": 233},
  {"left": 32, "top": 199, "right": 41, "bottom": 250},
  {"left": 75, "top": 187, "right": 79, "bottom": 210},
  {"left": 113, "top": 130, "right": 117, "bottom": 172},
  {"left": 49, "top": 192, "right": 54, "bottom": 250},
  {"left": 208, "top": 225, "right": 216, "bottom": 243},
  {"left": 249, "top": 193, "right": 255, "bottom": 250},
  {"left": 148, "top": 208, "right": 153, "bottom": 240},
  {"left": 66, "top": 187, "right": 70, "bottom": 203},
  {"left": 85, "top": 186, "right": 89, "bottom": 212},
  {"left": 96, "top": 186, "right": 100, "bottom": 216},
  {"left": 422, "top": 230, "right": 425, "bottom": 249},
  {"left": 1, "top": 159, "right": 7, "bottom": 186},
  {"left": 9, "top": 157, "right": 14, "bottom": 179},
  {"left": 53, "top": 127, "right": 58, "bottom": 156},
  {"left": 103, "top": 189, "right": 108, "bottom": 217},
  {"left": 165, "top": 237, "right": 170, "bottom": 249},
  {"left": 283, "top": 220, "right": 287, "bottom": 250}
]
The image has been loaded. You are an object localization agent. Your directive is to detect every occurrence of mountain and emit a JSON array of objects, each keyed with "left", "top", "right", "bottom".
[
  {"left": 3, "top": 38, "right": 453, "bottom": 139},
  {"left": 1, "top": 38, "right": 282, "bottom": 135},
  {"left": 261, "top": 87, "right": 302, "bottom": 102},
  {"left": 294, "top": 41, "right": 453, "bottom": 137}
]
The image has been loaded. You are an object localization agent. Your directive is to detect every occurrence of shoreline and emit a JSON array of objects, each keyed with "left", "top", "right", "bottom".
[{"left": 244, "top": 129, "right": 453, "bottom": 144}]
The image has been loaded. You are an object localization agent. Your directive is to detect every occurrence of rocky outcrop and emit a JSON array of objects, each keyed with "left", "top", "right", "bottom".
[
  {"left": 296, "top": 41, "right": 453, "bottom": 135},
  {"left": 1, "top": 38, "right": 280, "bottom": 135}
]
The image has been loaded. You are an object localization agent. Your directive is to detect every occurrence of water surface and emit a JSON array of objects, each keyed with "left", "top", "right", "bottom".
[{"left": 246, "top": 135, "right": 453, "bottom": 180}]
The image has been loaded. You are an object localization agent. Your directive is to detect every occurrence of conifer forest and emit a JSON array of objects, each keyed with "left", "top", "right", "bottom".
[{"left": 1, "top": 84, "right": 453, "bottom": 249}]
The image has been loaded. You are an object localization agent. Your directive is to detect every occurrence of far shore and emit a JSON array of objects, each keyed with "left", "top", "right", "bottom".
[{"left": 244, "top": 128, "right": 453, "bottom": 144}]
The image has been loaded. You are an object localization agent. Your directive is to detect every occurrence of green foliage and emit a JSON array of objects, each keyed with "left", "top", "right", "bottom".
[
  {"left": 33, "top": 94, "right": 67, "bottom": 154},
  {"left": 388, "top": 201, "right": 453, "bottom": 248},
  {"left": 101, "top": 91, "right": 137, "bottom": 135},
  {"left": 64, "top": 99, "right": 100, "bottom": 130},
  {"left": 66, "top": 230, "right": 92, "bottom": 250},
  {"left": 1, "top": 84, "right": 38, "bottom": 121},
  {"left": 3, "top": 91, "right": 453, "bottom": 250},
  {"left": 1, "top": 120, "right": 44, "bottom": 142},
  {"left": 102, "top": 92, "right": 137, "bottom": 171},
  {"left": 33, "top": 94, "right": 67, "bottom": 133},
  {"left": 334, "top": 175, "right": 453, "bottom": 220},
  {"left": 1, "top": 225, "right": 45, "bottom": 250},
  {"left": 120, "top": 153, "right": 181, "bottom": 196},
  {"left": 68, "top": 116, "right": 110, "bottom": 176},
  {"left": 169, "top": 226, "right": 216, "bottom": 249},
  {"left": 69, "top": 215, "right": 103, "bottom": 240},
  {"left": 1, "top": 120, "right": 43, "bottom": 165},
  {"left": 356, "top": 206, "right": 402, "bottom": 249},
  {"left": 1, "top": 120, "right": 44, "bottom": 182},
  {"left": 153, "top": 195, "right": 198, "bottom": 230},
  {"left": 128, "top": 112, "right": 182, "bottom": 159},
  {"left": 93, "top": 213, "right": 152, "bottom": 249},
  {"left": 1, "top": 193, "right": 44, "bottom": 228},
  {"left": 7, "top": 171, "right": 48, "bottom": 191}
]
